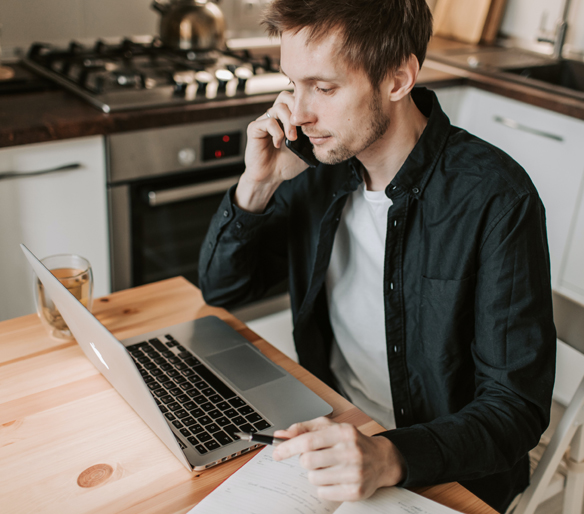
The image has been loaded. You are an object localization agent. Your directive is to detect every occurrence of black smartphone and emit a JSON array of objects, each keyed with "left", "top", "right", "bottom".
[{"left": 285, "top": 127, "right": 320, "bottom": 168}]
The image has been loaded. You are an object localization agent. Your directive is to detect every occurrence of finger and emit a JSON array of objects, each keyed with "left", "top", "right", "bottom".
[
  {"left": 273, "top": 421, "right": 340, "bottom": 460},
  {"left": 269, "top": 103, "right": 297, "bottom": 141},
  {"left": 247, "top": 116, "right": 286, "bottom": 149},
  {"left": 299, "top": 447, "right": 341, "bottom": 471},
  {"left": 274, "top": 416, "right": 333, "bottom": 439}
]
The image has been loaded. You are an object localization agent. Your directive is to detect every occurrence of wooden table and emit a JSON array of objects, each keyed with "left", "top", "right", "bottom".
[{"left": 0, "top": 277, "right": 496, "bottom": 514}]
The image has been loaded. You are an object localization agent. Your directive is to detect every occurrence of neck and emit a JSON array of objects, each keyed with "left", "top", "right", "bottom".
[{"left": 359, "top": 94, "right": 428, "bottom": 191}]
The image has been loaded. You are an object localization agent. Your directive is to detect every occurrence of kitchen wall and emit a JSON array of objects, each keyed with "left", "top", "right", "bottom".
[{"left": 0, "top": 0, "right": 583, "bottom": 59}]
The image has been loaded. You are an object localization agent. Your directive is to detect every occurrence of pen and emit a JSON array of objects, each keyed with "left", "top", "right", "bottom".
[{"left": 235, "top": 431, "right": 288, "bottom": 446}]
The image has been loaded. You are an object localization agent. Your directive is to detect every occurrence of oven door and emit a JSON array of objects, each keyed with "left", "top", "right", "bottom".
[{"left": 109, "top": 163, "right": 289, "bottom": 320}]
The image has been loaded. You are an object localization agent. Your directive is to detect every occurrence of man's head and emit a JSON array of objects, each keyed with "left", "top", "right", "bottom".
[{"left": 262, "top": 0, "right": 433, "bottom": 90}]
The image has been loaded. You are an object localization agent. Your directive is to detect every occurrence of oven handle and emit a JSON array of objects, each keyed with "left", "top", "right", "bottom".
[{"left": 147, "top": 176, "right": 239, "bottom": 207}]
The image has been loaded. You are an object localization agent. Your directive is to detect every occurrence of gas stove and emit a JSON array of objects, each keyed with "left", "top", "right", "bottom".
[{"left": 23, "top": 38, "right": 290, "bottom": 113}]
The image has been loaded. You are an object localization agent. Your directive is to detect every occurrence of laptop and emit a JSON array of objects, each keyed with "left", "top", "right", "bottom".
[{"left": 22, "top": 244, "right": 332, "bottom": 471}]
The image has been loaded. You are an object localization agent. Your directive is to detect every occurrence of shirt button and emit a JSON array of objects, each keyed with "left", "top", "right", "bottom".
[
  {"left": 235, "top": 222, "right": 242, "bottom": 229},
  {"left": 412, "top": 187, "right": 420, "bottom": 194},
  {"left": 390, "top": 282, "right": 394, "bottom": 290},
  {"left": 401, "top": 408, "right": 405, "bottom": 416},
  {"left": 393, "top": 345, "right": 398, "bottom": 354},
  {"left": 393, "top": 220, "right": 397, "bottom": 227},
  {"left": 222, "top": 210, "right": 229, "bottom": 217}
]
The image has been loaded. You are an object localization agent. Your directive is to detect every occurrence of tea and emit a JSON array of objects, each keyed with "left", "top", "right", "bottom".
[{"left": 36, "top": 267, "right": 92, "bottom": 334}]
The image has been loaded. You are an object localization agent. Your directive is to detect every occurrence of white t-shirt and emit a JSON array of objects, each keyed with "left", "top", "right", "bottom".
[{"left": 325, "top": 181, "right": 396, "bottom": 430}]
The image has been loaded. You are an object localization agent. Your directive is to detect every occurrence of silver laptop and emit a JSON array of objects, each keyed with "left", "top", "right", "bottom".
[{"left": 22, "top": 244, "right": 332, "bottom": 471}]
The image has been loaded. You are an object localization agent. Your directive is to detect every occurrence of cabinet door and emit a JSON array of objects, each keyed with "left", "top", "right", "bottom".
[
  {"left": 0, "top": 136, "right": 110, "bottom": 321},
  {"left": 454, "top": 88, "right": 584, "bottom": 289},
  {"left": 560, "top": 183, "right": 584, "bottom": 305}
]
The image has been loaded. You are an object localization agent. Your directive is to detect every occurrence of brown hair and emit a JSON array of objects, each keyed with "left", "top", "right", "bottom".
[{"left": 262, "top": 0, "right": 433, "bottom": 89}]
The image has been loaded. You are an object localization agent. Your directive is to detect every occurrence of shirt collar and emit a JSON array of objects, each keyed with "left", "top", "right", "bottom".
[{"left": 386, "top": 87, "right": 451, "bottom": 200}]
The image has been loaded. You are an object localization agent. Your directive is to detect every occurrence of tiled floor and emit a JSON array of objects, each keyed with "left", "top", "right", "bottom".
[{"left": 246, "top": 310, "right": 582, "bottom": 514}]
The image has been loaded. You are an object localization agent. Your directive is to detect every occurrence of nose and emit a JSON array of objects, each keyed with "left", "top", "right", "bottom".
[{"left": 290, "top": 92, "right": 315, "bottom": 127}]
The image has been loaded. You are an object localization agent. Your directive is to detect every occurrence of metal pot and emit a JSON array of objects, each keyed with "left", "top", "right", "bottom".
[{"left": 151, "top": 0, "right": 226, "bottom": 51}]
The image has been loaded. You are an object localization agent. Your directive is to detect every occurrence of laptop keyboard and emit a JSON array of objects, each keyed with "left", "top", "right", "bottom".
[{"left": 127, "top": 334, "right": 272, "bottom": 455}]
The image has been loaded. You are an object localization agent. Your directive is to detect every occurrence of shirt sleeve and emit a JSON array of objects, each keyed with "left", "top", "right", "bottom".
[
  {"left": 198, "top": 183, "right": 290, "bottom": 310},
  {"left": 379, "top": 191, "right": 556, "bottom": 487}
]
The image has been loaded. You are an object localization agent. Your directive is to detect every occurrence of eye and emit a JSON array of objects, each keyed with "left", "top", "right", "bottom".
[{"left": 316, "top": 86, "right": 334, "bottom": 94}]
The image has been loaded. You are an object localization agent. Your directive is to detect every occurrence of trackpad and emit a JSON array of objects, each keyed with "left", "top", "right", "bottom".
[{"left": 206, "top": 345, "right": 285, "bottom": 391}]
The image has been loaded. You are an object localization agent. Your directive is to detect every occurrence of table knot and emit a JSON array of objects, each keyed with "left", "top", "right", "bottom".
[{"left": 77, "top": 463, "right": 114, "bottom": 488}]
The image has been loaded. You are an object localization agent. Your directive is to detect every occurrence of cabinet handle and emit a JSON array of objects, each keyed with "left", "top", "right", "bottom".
[
  {"left": 493, "top": 116, "right": 564, "bottom": 142},
  {"left": 148, "top": 176, "right": 239, "bottom": 207},
  {"left": 0, "top": 163, "right": 83, "bottom": 181}
]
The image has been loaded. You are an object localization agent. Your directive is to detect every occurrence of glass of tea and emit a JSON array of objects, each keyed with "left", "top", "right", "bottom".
[{"left": 33, "top": 254, "right": 94, "bottom": 340}]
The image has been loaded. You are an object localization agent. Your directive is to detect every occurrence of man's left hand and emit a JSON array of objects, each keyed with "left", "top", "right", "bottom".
[{"left": 272, "top": 417, "right": 406, "bottom": 502}]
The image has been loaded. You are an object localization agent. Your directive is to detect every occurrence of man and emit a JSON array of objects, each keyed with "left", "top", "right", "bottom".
[{"left": 199, "top": 0, "right": 556, "bottom": 511}]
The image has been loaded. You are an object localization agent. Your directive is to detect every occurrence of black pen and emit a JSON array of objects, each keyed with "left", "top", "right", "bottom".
[{"left": 235, "top": 431, "right": 288, "bottom": 446}]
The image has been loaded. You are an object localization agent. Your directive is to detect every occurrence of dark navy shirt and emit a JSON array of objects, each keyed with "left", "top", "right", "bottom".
[{"left": 199, "top": 87, "right": 556, "bottom": 512}]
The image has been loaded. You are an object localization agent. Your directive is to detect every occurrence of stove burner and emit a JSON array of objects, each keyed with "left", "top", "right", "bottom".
[{"left": 23, "top": 38, "right": 288, "bottom": 112}]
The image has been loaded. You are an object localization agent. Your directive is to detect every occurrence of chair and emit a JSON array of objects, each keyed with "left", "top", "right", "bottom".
[{"left": 507, "top": 374, "right": 584, "bottom": 514}]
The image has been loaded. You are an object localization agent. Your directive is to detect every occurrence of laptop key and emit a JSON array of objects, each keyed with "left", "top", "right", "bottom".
[
  {"left": 165, "top": 412, "right": 176, "bottom": 421},
  {"left": 195, "top": 366, "right": 236, "bottom": 400},
  {"left": 207, "top": 423, "right": 221, "bottom": 433},
  {"left": 168, "top": 402, "right": 181, "bottom": 411},
  {"left": 194, "top": 381, "right": 208, "bottom": 390},
  {"left": 175, "top": 409, "right": 188, "bottom": 419},
  {"left": 205, "top": 440, "right": 220, "bottom": 451},
  {"left": 169, "top": 387, "right": 182, "bottom": 396},
  {"left": 159, "top": 405, "right": 168, "bottom": 413},
  {"left": 160, "top": 395, "right": 174, "bottom": 404},
  {"left": 228, "top": 397, "right": 246, "bottom": 408},
  {"left": 198, "top": 432, "right": 212, "bottom": 443},
  {"left": 190, "top": 408, "right": 204, "bottom": 418},
  {"left": 152, "top": 388, "right": 166, "bottom": 397},
  {"left": 201, "top": 387, "right": 215, "bottom": 397},
  {"left": 184, "top": 401, "right": 196, "bottom": 410},
  {"left": 193, "top": 395, "right": 206, "bottom": 404},
  {"left": 149, "top": 338, "right": 167, "bottom": 352},
  {"left": 216, "top": 416, "right": 230, "bottom": 427},
  {"left": 214, "top": 431, "right": 233, "bottom": 446},
  {"left": 190, "top": 424, "right": 205, "bottom": 435},
  {"left": 208, "top": 409, "right": 222, "bottom": 419},
  {"left": 216, "top": 401, "right": 230, "bottom": 411},
  {"left": 238, "top": 423, "right": 257, "bottom": 434},
  {"left": 195, "top": 444, "right": 207, "bottom": 454},
  {"left": 238, "top": 406, "right": 253, "bottom": 415},
  {"left": 223, "top": 425, "right": 239, "bottom": 439},
  {"left": 180, "top": 382, "right": 195, "bottom": 391},
  {"left": 224, "top": 408, "right": 238, "bottom": 418},
  {"left": 209, "top": 395, "right": 223, "bottom": 404},
  {"left": 183, "top": 417, "right": 196, "bottom": 427},
  {"left": 245, "top": 413, "right": 262, "bottom": 424},
  {"left": 232, "top": 416, "right": 245, "bottom": 425},
  {"left": 176, "top": 394, "right": 189, "bottom": 403},
  {"left": 199, "top": 415, "right": 212, "bottom": 425},
  {"left": 200, "top": 402, "right": 214, "bottom": 412},
  {"left": 184, "top": 357, "right": 201, "bottom": 366},
  {"left": 173, "top": 420, "right": 183, "bottom": 429},
  {"left": 180, "top": 428, "right": 190, "bottom": 437},
  {"left": 254, "top": 420, "right": 271, "bottom": 431}
]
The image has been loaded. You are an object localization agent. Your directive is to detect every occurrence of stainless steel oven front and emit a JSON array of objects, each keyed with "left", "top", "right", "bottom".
[{"left": 107, "top": 116, "right": 289, "bottom": 320}]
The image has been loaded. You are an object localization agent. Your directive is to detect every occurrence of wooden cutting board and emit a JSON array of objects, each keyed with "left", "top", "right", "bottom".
[
  {"left": 433, "top": 0, "right": 493, "bottom": 44},
  {"left": 480, "top": 0, "right": 508, "bottom": 43}
]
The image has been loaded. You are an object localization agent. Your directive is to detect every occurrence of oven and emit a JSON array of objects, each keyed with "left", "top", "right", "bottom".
[{"left": 107, "top": 115, "right": 289, "bottom": 320}]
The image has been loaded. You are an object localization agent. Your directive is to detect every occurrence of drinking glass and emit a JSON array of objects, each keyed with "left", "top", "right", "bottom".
[{"left": 33, "top": 254, "right": 94, "bottom": 340}]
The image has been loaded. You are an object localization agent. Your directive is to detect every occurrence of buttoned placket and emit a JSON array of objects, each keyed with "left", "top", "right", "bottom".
[{"left": 384, "top": 187, "right": 414, "bottom": 428}]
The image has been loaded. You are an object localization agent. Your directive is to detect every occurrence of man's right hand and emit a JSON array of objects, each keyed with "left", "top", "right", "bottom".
[{"left": 235, "top": 91, "right": 310, "bottom": 213}]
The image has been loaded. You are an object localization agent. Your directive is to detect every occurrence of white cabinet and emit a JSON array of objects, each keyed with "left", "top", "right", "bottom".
[
  {"left": 436, "top": 87, "right": 584, "bottom": 302},
  {"left": 0, "top": 136, "right": 110, "bottom": 321},
  {"left": 561, "top": 187, "right": 584, "bottom": 304}
]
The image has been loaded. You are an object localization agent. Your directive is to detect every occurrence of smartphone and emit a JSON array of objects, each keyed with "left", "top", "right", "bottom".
[{"left": 285, "top": 127, "right": 320, "bottom": 168}]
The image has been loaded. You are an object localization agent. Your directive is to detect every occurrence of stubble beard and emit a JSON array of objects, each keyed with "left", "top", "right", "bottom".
[{"left": 315, "top": 90, "right": 390, "bottom": 165}]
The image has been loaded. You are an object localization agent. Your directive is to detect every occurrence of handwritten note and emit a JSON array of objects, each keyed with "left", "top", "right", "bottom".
[{"left": 189, "top": 447, "right": 461, "bottom": 514}]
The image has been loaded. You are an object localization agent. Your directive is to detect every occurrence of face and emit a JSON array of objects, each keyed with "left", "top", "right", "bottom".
[{"left": 280, "top": 29, "right": 390, "bottom": 165}]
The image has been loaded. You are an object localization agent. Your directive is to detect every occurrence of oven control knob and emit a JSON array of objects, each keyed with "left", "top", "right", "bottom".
[
  {"left": 235, "top": 66, "right": 253, "bottom": 91},
  {"left": 215, "top": 69, "right": 234, "bottom": 93},
  {"left": 195, "top": 71, "right": 213, "bottom": 96},
  {"left": 178, "top": 148, "right": 196, "bottom": 166}
]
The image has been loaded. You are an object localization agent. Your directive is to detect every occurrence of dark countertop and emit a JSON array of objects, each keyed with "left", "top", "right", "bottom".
[{"left": 1, "top": 37, "right": 583, "bottom": 149}]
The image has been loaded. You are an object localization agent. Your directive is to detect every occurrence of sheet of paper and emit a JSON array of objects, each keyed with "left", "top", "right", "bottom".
[
  {"left": 189, "top": 446, "right": 461, "bottom": 514},
  {"left": 337, "top": 487, "right": 461, "bottom": 514},
  {"left": 190, "top": 447, "right": 341, "bottom": 514}
]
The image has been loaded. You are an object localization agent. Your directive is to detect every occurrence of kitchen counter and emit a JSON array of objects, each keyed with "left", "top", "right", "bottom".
[{"left": 2, "top": 36, "right": 584, "bottom": 149}]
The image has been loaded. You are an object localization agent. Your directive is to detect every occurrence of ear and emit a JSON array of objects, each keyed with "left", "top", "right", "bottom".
[{"left": 386, "top": 54, "right": 420, "bottom": 102}]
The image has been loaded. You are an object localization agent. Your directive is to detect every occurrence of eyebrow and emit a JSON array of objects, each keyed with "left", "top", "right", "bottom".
[{"left": 280, "top": 67, "right": 338, "bottom": 83}]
